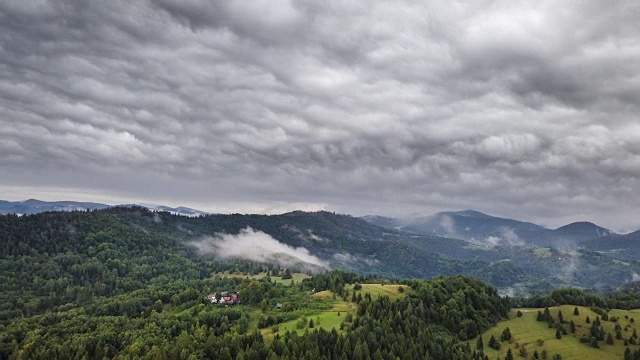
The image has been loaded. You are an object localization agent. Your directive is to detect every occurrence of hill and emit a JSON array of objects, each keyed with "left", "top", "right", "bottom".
[
  {"left": 0, "top": 198, "right": 209, "bottom": 217},
  {"left": 363, "top": 210, "right": 616, "bottom": 247},
  {"left": 0, "top": 199, "right": 110, "bottom": 214},
  {"left": 475, "top": 305, "right": 639, "bottom": 360},
  {"left": 581, "top": 230, "right": 640, "bottom": 261}
]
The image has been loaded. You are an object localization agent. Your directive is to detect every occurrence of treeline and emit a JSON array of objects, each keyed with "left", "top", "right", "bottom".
[{"left": 514, "top": 287, "right": 640, "bottom": 310}]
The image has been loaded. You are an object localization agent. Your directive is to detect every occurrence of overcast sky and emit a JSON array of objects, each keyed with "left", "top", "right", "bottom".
[{"left": 2, "top": 1, "right": 640, "bottom": 231}]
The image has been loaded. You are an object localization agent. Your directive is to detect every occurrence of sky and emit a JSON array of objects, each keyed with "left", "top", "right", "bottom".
[{"left": 1, "top": 1, "right": 640, "bottom": 232}]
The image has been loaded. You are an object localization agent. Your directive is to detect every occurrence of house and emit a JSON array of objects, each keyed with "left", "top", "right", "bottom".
[
  {"left": 205, "top": 293, "right": 218, "bottom": 304},
  {"left": 206, "top": 290, "right": 240, "bottom": 306}
]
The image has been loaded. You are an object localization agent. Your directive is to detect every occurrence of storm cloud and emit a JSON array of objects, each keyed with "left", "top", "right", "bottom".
[{"left": 2, "top": 1, "right": 640, "bottom": 231}]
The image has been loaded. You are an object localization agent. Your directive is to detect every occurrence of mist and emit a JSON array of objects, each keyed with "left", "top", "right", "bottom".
[{"left": 188, "top": 227, "right": 329, "bottom": 272}]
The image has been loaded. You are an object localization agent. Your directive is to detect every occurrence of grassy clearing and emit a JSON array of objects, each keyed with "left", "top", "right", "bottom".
[
  {"left": 214, "top": 271, "right": 310, "bottom": 285},
  {"left": 534, "top": 247, "right": 552, "bottom": 257},
  {"left": 474, "top": 305, "right": 640, "bottom": 360},
  {"left": 349, "top": 283, "right": 411, "bottom": 301}
]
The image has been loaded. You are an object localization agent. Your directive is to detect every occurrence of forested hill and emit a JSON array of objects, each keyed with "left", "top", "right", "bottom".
[
  {"left": 0, "top": 205, "right": 512, "bottom": 359},
  {"left": 2, "top": 207, "right": 640, "bottom": 298}
]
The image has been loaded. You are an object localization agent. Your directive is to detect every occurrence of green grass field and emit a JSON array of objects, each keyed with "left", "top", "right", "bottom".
[
  {"left": 216, "top": 271, "right": 310, "bottom": 285},
  {"left": 261, "top": 283, "right": 411, "bottom": 339},
  {"left": 474, "top": 305, "right": 640, "bottom": 360},
  {"left": 348, "top": 283, "right": 411, "bottom": 301}
]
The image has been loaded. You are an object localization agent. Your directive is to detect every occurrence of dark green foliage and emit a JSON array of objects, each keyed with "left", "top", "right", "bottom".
[
  {"left": 606, "top": 332, "right": 614, "bottom": 345},
  {"left": 488, "top": 335, "right": 501, "bottom": 350},
  {"left": 501, "top": 327, "right": 512, "bottom": 341},
  {"left": 516, "top": 309, "right": 523, "bottom": 317},
  {"left": 573, "top": 306, "right": 580, "bottom": 315},
  {"left": 506, "top": 348, "right": 514, "bottom": 360},
  {"left": 555, "top": 328, "right": 562, "bottom": 339},
  {"left": 476, "top": 335, "right": 484, "bottom": 350},
  {"left": 280, "top": 268, "right": 292, "bottom": 280}
]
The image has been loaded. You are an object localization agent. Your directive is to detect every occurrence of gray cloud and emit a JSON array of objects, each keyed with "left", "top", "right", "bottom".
[{"left": 2, "top": 1, "right": 640, "bottom": 231}]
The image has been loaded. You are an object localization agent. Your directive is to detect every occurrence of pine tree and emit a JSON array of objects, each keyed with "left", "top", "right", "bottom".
[
  {"left": 606, "top": 332, "right": 614, "bottom": 345},
  {"left": 585, "top": 316, "right": 590, "bottom": 323},
  {"left": 501, "top": 327, "right": 512, "bottom": 341},
  {"left": 573, "top": 307, "right": 580, "bottom": 316},
  {"left": 505, "top": 348, "right": 514, "bottom": 360},
  {"left": 476, "top": 336, "right": 484, "bottom": 350},
  {"left": 555, "top": 328, "right": 562, "bottom": 339},
  {"left": 569, "top": 320, "right": 576, "bottom": 333}
]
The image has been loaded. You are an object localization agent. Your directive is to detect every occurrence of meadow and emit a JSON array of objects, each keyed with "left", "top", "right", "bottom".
[{"left": 475, "top": 305, "right": 640, "bottom": 360}]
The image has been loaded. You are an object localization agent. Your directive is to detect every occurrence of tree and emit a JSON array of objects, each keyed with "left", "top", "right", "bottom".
[
  {"left": 501, "top": 327, "right": 512, "bottom": 341},
  {"left": 476, "top": 336, "right": 484, "bottom": 350},
  {"left": 606, "top": 332, "right": 614, "bottom": 345},
  {"left": 589, "top": 337, "right": 599, "bottom": 348},
  {"left": 555, "top": 329, "right": 562, "bottom": 339},
  {"left": 541, "top": 349, "right": 548, "bottom": 360},
  {"left": 585, "top": 316, "right": 590, "bottom": 324},
  {"left": 573, "top": 307, "right": 580, "bottom": 316},
  {"left": 519, "top": 345, "right": 527, "bottom": 358},
  {"left": 309, "top": 319, "right": 314, "bottom": 328},
  {"left": 557, "top": 311, "right": 563, "bottom": 323},
  {"left": 281, "top": 269, "right": 292, "bottom": 280},
  {"left": 533, "top": 350, "right": 539, "bottom": 359},
  {"left": 488, "top": 335, "right": 497, "bottom": 349},
  {"left": 505, "top": 348, "right": 514, "bottom": 360},
  {"left": 602, "top": 312, "right": 609, "bottom": 321},
  {"left": 517, "top": 310, "right": 523, "bottom": 317}
]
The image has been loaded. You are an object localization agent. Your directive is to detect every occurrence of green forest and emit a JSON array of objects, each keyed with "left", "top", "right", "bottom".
[{"left": 2, "top": 208, "right": 640, "bottom": 359}]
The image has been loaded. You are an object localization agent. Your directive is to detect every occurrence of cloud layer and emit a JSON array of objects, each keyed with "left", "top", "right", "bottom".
[
  {"left": 1, "top": 1, "right": 640, "bottom": 230},
  {"left": 189, "top": 227, "right": 328, "bottom": 270}
]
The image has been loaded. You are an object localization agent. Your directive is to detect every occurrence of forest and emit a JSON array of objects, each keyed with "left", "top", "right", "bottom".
[{"left": 1, "top": 208, "right": 640, "bottom": 359}]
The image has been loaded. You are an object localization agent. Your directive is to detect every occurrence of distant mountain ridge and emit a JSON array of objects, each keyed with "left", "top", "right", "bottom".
[
  {"left": 363, "top": 210, "right": 616, "bottom": 247},
  {"left": 0, "top": 199, "right": 110, "bottom": 215},
  {"left": 0, "top": 199, "right": 208, "bottom": 217}
]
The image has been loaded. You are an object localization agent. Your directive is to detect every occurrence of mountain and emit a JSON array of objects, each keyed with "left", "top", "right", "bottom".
[
  {"left": 0, "top": 199, "right": 209, "bottom": 217},
  {"left": 553, "top": 221, "right": 614, "bottom": 242},
  {"left": 136, "top": 204, "right": 209, "bottom": 217},
  {"left": 0, "top": 199, "right": 109, "bottom": 214},
  {"left": 3, "top": 206, "right": 638, "bottom": 293},
  {"left": 363, "top": 210, "right": 615, "bottom": 247},
  {"left": 364, "top": 210, "right": 552, "bottom": 246},
  {"left": 581, "top": 230, "right": 640, "bottom": 261}
]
